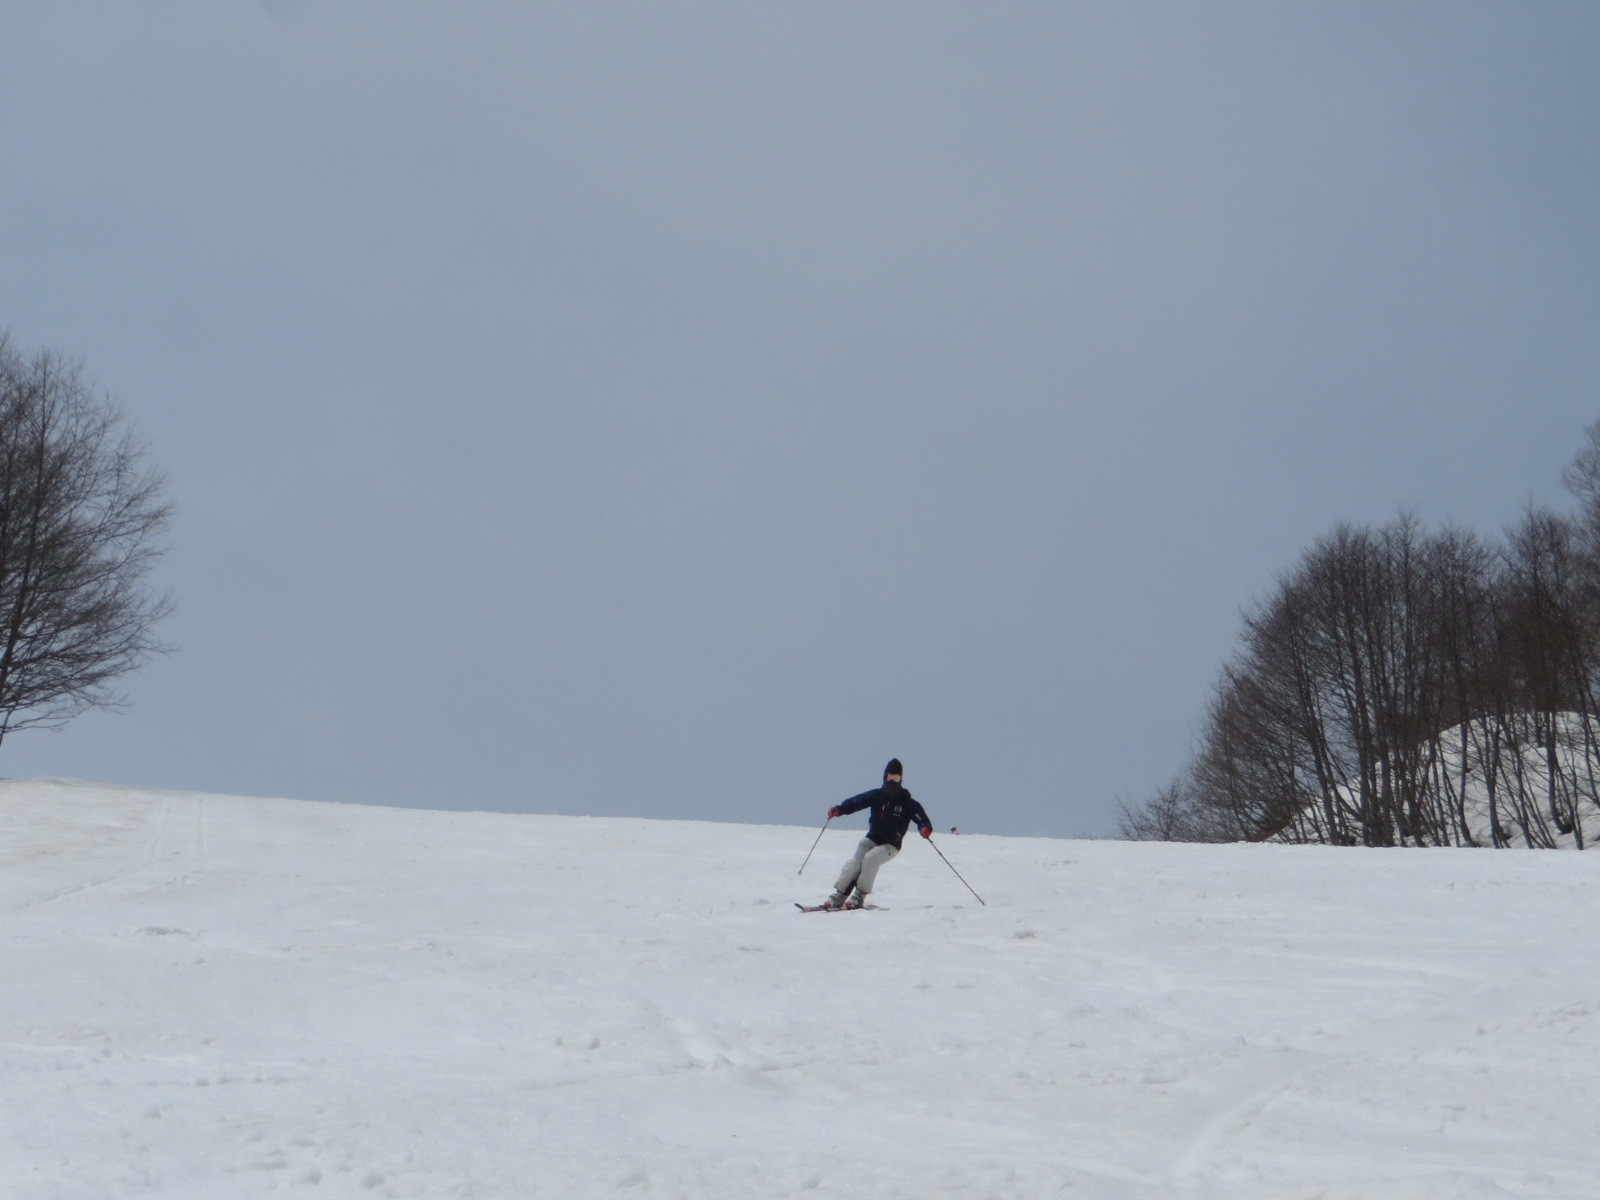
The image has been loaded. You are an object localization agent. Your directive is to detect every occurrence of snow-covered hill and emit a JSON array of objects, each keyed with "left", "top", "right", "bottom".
[
  {"left": 3, "top": 778, "right": 1597, "bottom": 1199},
  {"left": 1268, "top": 714, "right": 1600, "bottom": 849}
]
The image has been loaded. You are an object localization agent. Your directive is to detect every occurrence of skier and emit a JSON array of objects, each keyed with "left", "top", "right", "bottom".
[{"left": 820, "top": 758, "right": 933, "bottom": 910}]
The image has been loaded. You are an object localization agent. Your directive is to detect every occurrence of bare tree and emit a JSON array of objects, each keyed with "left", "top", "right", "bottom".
[
  {"left": 1115, "top": 775, "right": 1239, "bottom": 842},
  {"left": 1418, "top": 526, "right": 1499, "bottom": 846},
  {"left": 1493, "top": 506, "right": 1599, "bottom": 847},
  {"left": 1125, "top": 518, "right": 1509, "bottom": 847},
  {"left": 1123, "top": 423, "right": 1600, "bottom": 848},
  {"left": 0, "top": 334, "right": 173, "bottom": 746}
]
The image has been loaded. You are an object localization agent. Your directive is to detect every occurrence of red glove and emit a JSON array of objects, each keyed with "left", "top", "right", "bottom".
[
  {"left": 827, "top": 806, "right": 843, "bottom": 819},
  {"left": 920, "top": 825, "right": 933, "bottom": 839}
]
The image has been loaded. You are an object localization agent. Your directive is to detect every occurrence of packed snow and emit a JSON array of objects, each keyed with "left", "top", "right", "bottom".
[{"left": 3, "top": 778, "right": 1598, "bottom": 1199}]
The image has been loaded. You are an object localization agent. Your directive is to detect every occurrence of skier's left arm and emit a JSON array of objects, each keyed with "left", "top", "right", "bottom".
[{"left": 911, "top": 799, "right": 933, "bottom": 839}]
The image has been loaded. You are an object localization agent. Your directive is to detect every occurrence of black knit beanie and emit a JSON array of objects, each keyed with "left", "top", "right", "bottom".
[{"left": 884, "top": 758, "right": 904, "bottom": 781}]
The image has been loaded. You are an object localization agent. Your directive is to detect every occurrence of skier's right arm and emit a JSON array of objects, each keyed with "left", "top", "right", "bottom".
[{"left": 830, "top": 791, "right": 876, "bottom": 819}]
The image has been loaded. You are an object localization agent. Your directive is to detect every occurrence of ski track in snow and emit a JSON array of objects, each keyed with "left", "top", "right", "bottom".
[
  {"left": 14, "top": 789, "right": 208, "bottom": 910},
  {"left": 2, "top": 779, "right": 1599, "bottom": 1199}
]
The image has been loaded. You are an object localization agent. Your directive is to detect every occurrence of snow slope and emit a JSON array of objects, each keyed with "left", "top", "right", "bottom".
[{"left": 3, "top": 778, "right": 1597, "bottom": 1200}]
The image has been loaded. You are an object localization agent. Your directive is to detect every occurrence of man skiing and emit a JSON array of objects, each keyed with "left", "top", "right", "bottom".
[{"left": 820, "top": 758, "right": 933, "bottom": 910}]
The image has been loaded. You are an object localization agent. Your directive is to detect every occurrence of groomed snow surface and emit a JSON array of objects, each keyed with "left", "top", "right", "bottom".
[{"left": 3, "top": 780, "right": 1597, "bottom": 1200}]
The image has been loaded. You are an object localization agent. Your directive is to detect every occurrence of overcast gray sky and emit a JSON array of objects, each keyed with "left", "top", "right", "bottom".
[{"left": 2, "top": 2, "right": 1597, "bottom": 838}]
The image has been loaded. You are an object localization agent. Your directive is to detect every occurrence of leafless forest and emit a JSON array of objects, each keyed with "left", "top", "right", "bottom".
[{"left": 1122, "top": 425, "right": 1600, "bottom": 848}]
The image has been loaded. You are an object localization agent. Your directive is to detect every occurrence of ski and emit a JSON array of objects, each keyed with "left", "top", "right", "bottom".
[{"left": 796, "top": 902, "right": 882, "bottom": 912}]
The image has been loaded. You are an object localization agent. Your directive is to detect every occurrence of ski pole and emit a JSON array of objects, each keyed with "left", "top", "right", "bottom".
[
  {"left": 926, "top": 836, "right": 986, "bottom": 905},
  {"left": 797, "top": 815, "right": 831, "bottom": 876}
]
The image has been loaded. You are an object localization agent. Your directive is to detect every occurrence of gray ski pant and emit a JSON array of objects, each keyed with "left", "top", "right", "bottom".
[{"left": 833, "top": 837, "right": 899, "bottom": 898}]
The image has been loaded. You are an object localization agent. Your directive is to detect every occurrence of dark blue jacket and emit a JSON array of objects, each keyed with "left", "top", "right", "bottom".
[{"left": 837, "top": 781, "right": 932, "bottom": 850}]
